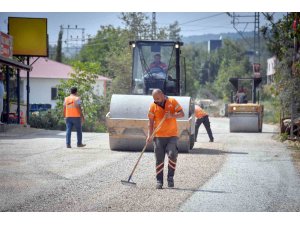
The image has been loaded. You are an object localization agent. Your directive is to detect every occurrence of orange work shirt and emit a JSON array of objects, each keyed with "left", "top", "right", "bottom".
[
  {"left": 64, "top": 95, "right": 81, "bottom": 118},
  {"left": 148, "top": 97, "right": 183, "bottom": 137},
  {"left": 195, "top": 105, "right": 208, "bottom": 119}
]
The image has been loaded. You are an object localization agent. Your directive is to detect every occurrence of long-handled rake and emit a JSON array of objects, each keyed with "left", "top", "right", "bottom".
[{"left": 121, "top": 115, "right": 167, "bottom": 187}]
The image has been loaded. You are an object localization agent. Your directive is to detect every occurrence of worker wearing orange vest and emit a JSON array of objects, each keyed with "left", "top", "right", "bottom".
[
  {"left": 146, "top": 89, "right": 185, "bottom": 189},
  {"left": 194, "top": 104, "right": 214, "bottom": 142},
  {"left": 63, "top": 87, "right": 86, "bottom": 148}
]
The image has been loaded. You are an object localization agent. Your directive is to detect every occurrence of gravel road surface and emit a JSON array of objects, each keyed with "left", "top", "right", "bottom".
[
  {"left": 180, "top": 118, "right": 300, "bottom": 211},
  {"left": 1, "top": 117, "right": 299, "bottom": 212},
  {"left": 0, "top": 122, "right": 226, "bottom": 211}
]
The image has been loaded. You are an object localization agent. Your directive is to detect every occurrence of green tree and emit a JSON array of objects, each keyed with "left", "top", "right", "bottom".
[
  {"left": 106, "top": 49, "right": 132, "bottom": 94},
  {"left": 168, "top": 21, "right": 182, "bottom": 41},
  {"left": 48, "top": 44, "right": 57, "bottom": 60},
  {"left": 119, "top": 12, "right": 170, "bottom": 40},
  {"left": 214, "top": 59, "right": 248, "bottom": 100},
  {"left": 120, "top": 12, "right": 151, "bottom": 40},
  {"left": 181, "top": 43, "right": 205, "bottom": 97},
  {"left": 182, "top": 39, "right": 251, "bottom": 100},
  {"left": 213, "top": 39, "right": 251, "bottom": 100},
  {"left": 56, "top": 29, "right": 63, "bottom": 63},
  {"left": 262, "top": 12, "right": 300, "bottom": 134},
  {"left": 55, "top": 61, "right": 103, "bottom": 131},
  {"left": 79, "top": 25, "right": 129, "bottom": 75}
]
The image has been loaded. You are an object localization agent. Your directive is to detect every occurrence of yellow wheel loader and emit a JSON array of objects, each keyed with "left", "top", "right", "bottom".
[{"left": 106, "top": 40, "right": 195, "bottom": 153}]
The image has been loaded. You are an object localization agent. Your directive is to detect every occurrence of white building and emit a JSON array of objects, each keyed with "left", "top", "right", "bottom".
[
  {"left": 19, "top": 57, "right": 111, "bottom": 109},
  {"left": 267, "top": 56, "right": 277, "bottom": 84}
]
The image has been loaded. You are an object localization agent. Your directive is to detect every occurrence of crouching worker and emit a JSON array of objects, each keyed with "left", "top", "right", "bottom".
[
  {"left": 146, "top": 89, "right": 185, "bottom": 189},
  {"left": 194, "top": 104, "right": 214, "bottom": 142}
]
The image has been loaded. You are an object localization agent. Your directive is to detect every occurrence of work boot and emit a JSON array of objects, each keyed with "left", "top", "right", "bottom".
[
  {"left": 77, "top": 144, "right": 86, "bottom": 147},
  {"left": 209, "top": 139, "right": 214, "bottom": 142},
  {"left": 167, "top": 179, "right": 174, "bottom": 188},
  {"left": 156, "top": 181, "right": 163, "bottom": 189},
  {"left": 66, "top": 144, "right": 71, "bottom": 148}
]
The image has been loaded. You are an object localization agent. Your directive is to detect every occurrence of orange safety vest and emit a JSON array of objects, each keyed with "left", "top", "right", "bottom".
[
  {"left": 195, "top": 105, "right": 207, "bottom": 119},
  {"left": 148, "top": 97, "right": 183, "bottom": 137},
  {"left": 64, "top": 95, "right": 81, "bottom": 118}
]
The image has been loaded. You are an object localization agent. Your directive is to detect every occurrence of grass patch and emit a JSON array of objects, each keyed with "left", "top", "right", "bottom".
[{"left": 261, "top": 100, "right": 280, "bottom": 124}]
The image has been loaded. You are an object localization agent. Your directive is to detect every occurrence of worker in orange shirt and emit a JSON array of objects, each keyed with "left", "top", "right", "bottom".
[
  {"left": 63, "top": 87, "right": 86, "bottom": 148},
  {"left": 194, "top": 104, "right": 214, "bottom": 142},
  {"left": 146, "top": 89, "right": 184, "bottom": 189}
]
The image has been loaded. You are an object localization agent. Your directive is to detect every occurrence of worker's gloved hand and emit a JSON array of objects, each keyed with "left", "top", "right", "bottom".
[
  {"left": 146, "top": 136, "right": 153, "bottom": 144},
  {"left": 165, "top": 111, "right": 173, "bottom": 119}
]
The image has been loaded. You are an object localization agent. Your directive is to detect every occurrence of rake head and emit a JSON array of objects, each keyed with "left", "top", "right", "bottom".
[{"left": 121, "top": 179, "right": 137, "bottom": 187}]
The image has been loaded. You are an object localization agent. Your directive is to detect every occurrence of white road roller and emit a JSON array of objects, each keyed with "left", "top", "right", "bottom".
[
  {"left": 106, "top": 40, "right": 195, "bottom": 153},
  {"left": 228, "top": 77, "right": 264, "bottom": 132}
]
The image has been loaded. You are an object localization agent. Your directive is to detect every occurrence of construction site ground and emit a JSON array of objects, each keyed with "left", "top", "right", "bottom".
[{"left": 1, "top": 117, "right": 300, "bottom": 213}]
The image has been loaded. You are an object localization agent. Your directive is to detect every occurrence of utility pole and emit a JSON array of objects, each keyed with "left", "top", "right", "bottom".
[
  {"left": 254, "top": 12, "right": 260, "bottom": 64},
  {"left": 60, "top": 25, "right": 85, "bottom": 55},
  {"left": 227, "top": 13, "right": 261, "bottom": 66},
  {"left": 151, "top": 12, "right": 157, "bottom": 40}
]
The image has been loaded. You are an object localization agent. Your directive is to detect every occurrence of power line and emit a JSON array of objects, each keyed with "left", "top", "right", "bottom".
[
  {"left": 179, "top": 13, "right": 225, "bottom": 26},
  {"left": 60, "top": 25, "right": 85, "bottom": 54},
  {"left": 228, "top": 12, "right": 261, "bottom": 64}
]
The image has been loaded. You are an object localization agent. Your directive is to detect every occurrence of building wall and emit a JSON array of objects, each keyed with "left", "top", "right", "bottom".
[
  {"left": 21, "top": 78, "right": 106, "bottom": 108},
  {"left": 208, "top": 40, "right": 222, "bottom": 53},
  {"left": 267, "top": 56, "right": 276, "bottom": 76},
  {"left": 267, "top": 56, "right": 276, "bottom": 84}
]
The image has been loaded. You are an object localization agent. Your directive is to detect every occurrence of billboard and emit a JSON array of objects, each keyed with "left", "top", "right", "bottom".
[
  {"left": 8, "top": 17, "right": 48, "bottom": 57},
  {"left": 0, "top": 31, "right": 13, "bottom": 58}
]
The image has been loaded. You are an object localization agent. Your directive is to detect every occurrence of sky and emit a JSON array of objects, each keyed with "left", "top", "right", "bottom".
[
  {"left": 0, "top": 12, "right": 286, "bottom": 48},
  {"left": 0, "top": 0, "right": 297, "bottom": 51}
]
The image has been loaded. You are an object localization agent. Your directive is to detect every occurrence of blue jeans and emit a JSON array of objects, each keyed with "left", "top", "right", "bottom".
[{"left": 66, "top": 117, "right": 82, "bottom": 146}]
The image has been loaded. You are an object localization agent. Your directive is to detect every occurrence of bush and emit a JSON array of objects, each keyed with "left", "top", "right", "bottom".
[
  {"left": 261, "top": 100, "right": 280, "bottom": 124},
  {"left": 29, "top": 110, "right": 107, "bottom": 133},
  {"left": 280, "top": 132, "right": 289, "bottom": 142},
  {"left": 57, "top": 119, "right": 66, "bottom": 131},
  {"left": 29, "top": 110, "right": 60, "bottom": 130},
  {"left": 82, "top": 119, "right": 106, "bottom": 133}
]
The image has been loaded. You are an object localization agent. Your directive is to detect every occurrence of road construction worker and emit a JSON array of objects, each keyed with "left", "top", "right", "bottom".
[
  {"left": 149, "top": 53, "right": 168, "bottom": 74},
  {"left": 145, "top": 54, "right": 168, "bottom": 94},
  {"left": 194, "top": 104, "right": 214, "bottom": 142},
  {"left": 236, "top": 86, "right": 248, "bottom": 104},
  {"left": 63, "top": 87, "right": 86, "bottom": 148},
  {"left": 146, "top": 89, "right": 184, "bottom": 189}
]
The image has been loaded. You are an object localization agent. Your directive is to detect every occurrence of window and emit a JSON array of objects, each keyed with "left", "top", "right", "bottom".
[{"left": 51, "top": 87, "right": 57, "bottom": 100}]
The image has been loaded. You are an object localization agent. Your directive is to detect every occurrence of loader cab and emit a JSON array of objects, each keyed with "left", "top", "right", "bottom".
[
  {"left": 129, "top": 40, "right": 184, "bottom": 96},
  {"left": 229, "top": 77, "right": 262, "bottom": 104}
]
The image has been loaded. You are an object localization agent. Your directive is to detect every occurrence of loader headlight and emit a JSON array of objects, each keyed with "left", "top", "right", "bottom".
[
  {"left": 129, "top": 41, "right": 136, "bottom": 48},
  {"left": 233, "top": 107, "right": 236, "bottom": 111}
]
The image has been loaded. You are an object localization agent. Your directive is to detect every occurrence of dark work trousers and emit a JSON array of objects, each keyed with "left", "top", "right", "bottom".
[
  {"left": 66, "top": 117, "right": 82, "bottom": 146},
  {"left": 153, "top": 137, "right": 178, "bottom": 184},
  {"left": 195, "top": 115, "right": 214, "bottom": 141}
]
